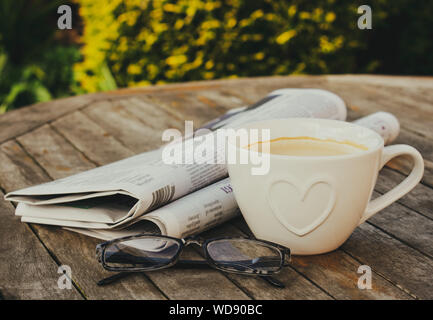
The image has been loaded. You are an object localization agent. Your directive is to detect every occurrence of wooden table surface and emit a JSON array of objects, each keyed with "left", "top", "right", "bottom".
[{"left": 0, "top": 75, "right": 432, "bottom": 300}]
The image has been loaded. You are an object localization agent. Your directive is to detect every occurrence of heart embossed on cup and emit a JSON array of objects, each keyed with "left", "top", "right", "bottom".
[{"left": 266, "top": 177, "right": 336, "bottom": 236}]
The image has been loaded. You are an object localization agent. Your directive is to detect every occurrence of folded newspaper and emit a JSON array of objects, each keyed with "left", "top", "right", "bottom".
[{"left": 5, "top": 89, "right": 400, "bottom": 240}]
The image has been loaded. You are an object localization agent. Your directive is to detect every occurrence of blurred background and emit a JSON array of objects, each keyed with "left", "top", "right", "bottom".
[{"left": 0, "top": 0, "right": 432, "bottom": 112}]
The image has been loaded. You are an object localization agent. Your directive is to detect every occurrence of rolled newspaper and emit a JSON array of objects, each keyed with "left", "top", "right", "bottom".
[
  {"left": 353, "top": 111, "right": 400, "bottom": 145},
  {"left": 9, "top": 88, "right": 349, "bottom": 230}
]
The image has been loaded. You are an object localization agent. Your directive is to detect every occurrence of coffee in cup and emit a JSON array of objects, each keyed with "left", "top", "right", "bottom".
[{"left": 246, "top": 136, "right": 367, "bottom": 157}]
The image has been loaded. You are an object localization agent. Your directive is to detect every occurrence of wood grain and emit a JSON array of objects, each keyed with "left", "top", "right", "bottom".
[
  {"left": 231, "top": 219, "right": 412, "bottom": 300},
  {"left": 52, "top": 111, "right": 134, "bottom": 165},
  {"left": 367, "top": 191, "right": 433, "bottom": 258},
  {"left": 0, "top": 137, "right": 165, "bottom": 299},
  {"left": 342, "top": 222, "right": 433, "bottom": 299},
  {"left": 327, "top": 81, "right": 433, "bottom": 138},
  {"left": 83, "top": 100, "right": 174, "bottom": 153},
  {"left": 375, "top": 168, "right": 433, "bottom": 220},
  {"left": 31, "top": 225, "right": 167, "bottom": 300},
  {"left": 17, "top": 125, "right": 95, "bottom": 179},
  {"left": 0, "top": 94, "right": 97, "bottom": 144},
  {"left": 382, "top": 131, "right": 433, "bottom": 189},
  {"left": 0, "top": 140, "right": 51, "bottom": 191},
  {"left": 0, "top": 191, "right": 82, "bottom": 299}
]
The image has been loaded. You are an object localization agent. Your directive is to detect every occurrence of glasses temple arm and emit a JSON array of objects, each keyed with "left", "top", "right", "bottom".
[
  {"left": 179, "top": 259, "right": 285, "bottom": 288},
  {"left": 97, "top": 259, "right": 284, "bottom": 288},
  {"left": 261, "top": 275, "right": 285, "bottom": 288},
  {"left": 97, "top": 271, "right": 133, "bottom": 286},
  {"left": 96, "top": 260, "right": 211, "bottom": 286}
]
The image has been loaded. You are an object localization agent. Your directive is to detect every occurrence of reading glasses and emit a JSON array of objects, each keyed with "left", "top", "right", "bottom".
[{"left": 96, "top": 233, "right": 291, "bottom": 288}]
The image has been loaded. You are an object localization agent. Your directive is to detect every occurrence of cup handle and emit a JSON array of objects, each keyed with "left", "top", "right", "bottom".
[{"left": 358, "top": 145, "right": 424, "bottom": 225}]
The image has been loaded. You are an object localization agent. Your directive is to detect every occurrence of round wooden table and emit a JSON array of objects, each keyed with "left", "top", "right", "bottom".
[{"left": 0, "top": 75, "right": 432, "bottom": 299}]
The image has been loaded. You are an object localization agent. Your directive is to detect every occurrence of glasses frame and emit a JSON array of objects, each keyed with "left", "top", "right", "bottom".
[{"left": 96, "top": 233, "right": 291, "bottom": 276}]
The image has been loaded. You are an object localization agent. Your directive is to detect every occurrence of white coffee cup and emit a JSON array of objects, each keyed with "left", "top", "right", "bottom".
[{"left": 227, "top": 118, "right": 424, "bottom": 255}]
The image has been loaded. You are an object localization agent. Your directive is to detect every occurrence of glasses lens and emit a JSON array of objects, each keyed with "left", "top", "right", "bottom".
[
  {"left": 206, "top": 239, "right": 282, "bottom": 274},
  {"left": 103, "top": 237, "right": 180, "bottom": 270}
]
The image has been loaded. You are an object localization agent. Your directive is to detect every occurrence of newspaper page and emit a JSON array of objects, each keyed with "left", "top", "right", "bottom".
[
  {"left": 6, "top": 88, "right": 347, "bottom": 228},
  {"left": 67, "top": 111, "right": 400, "bottom": 240},
  {"left": 67, "top": 178, "right": 236, "bottom": 240}
]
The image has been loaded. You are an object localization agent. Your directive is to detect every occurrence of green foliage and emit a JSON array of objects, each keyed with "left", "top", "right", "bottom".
[
  {"left": 359, "top": 0, "right": 433, "bottom": 75},
  {"left": 0, "top": 56, "right": 51, "bottom": 113},
  {"left": 75, "top": 0, "right": 433, "bottom": 92},
  {"left": 1, "top": 0, "right": 432, "bottom": 112},
  {"left": 38, "top": 46, "right": 82, "bottom": 97},
  {"left": 0, "top": 45, "right": 81, "bottom": 112},
  {"left": 0, "top": 0, "right": 64, "bottom": 64},
  {"left": 76, "top": 0, "right": 362, "bottom": 91},
  {"left": 0, "top": 46, "right": 80, "bottom": 113},
  {"left": 0, "top": 0, "right": 79, "bottom": 112}
]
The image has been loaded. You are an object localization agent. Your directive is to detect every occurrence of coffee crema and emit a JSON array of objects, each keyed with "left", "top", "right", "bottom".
[{"left": 246, "top": 136, "right": 368, "bottom": 157}]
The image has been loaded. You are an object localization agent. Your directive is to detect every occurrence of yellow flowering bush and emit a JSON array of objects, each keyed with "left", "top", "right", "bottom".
[{"left": 75, "top": 0, "right": 367, "bottom": 92}]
